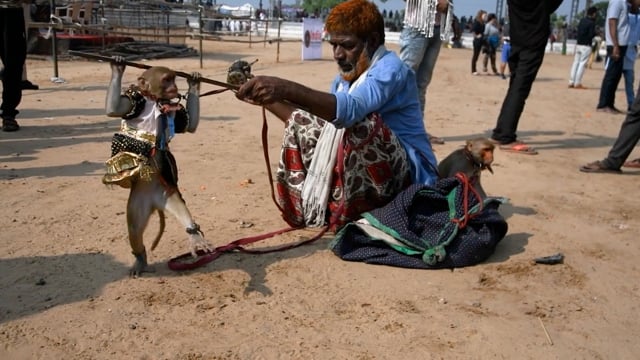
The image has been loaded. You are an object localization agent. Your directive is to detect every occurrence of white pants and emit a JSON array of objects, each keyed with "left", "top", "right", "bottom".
[{"left": 569, "top": 44, "right": 592, "bottom": 86}]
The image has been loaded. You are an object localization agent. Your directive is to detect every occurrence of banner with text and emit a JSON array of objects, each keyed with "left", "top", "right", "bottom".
[{"left": 301, "top": 18, "right": 323, "bottom": 61}]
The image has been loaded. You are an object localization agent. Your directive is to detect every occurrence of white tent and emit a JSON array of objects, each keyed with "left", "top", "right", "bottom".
[{"left": 218, "top": 3, "right": 255, "bottom": 18}]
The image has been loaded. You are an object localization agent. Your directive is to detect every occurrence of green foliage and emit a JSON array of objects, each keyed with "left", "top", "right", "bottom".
[{"left": 550, "top": 13, "right": 568, "bottom": 29}]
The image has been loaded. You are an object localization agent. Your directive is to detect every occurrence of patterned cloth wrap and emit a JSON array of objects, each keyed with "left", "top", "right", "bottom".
[
  {"left": 330, "top": 176, "right": 509, "bottom": 269},
  {"left": 276, "top": 109, "right": 411, "bottom": 231}
]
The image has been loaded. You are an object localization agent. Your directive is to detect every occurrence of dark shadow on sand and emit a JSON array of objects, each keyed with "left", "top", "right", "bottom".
[
  {"left": 499, "top": 202, "right": 537, "bottom": 219},
  {"left": 0, "top": 232, "right": 330, "bottom": 322},
  {"left": 0, "top": 253, "right": 128, "bottom": 324},
  {"left": 485, "top": 232, "right": 531, "bottom": 263},
  {"left": 435, "top": 130, "right": 629, "bottom": 154},
  {"left": 142, "top": 234, "right": 332, "bottom": 297}
]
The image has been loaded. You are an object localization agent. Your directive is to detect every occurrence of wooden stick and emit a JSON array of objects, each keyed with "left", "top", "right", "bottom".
[
  {"left": 67, "top": 50, "right": 239, "bottom": 90},
  {"left": 538, "top": 316, "right": 553, "bottom": 345}
]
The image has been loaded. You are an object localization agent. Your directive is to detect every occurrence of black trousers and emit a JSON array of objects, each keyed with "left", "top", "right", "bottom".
[
  {"left": 471, "top": 38, "right": 483, "bottom": 73},
  {"left": 602, "top": 92, "right": 640, "bottom": 169},
  {"left": 491, "top": 42, "right": 546, "bottom": 144},
  {"left": 0, "top": 7, "right": 26, "bottom": 119},
  {"left": 597, "top": 45, "right": 627, "bottom": 109}
]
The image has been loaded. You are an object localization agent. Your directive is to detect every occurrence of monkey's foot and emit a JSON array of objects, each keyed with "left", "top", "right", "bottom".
[{"left": 130, "top": 252, "right": 156, "bottom": 277}]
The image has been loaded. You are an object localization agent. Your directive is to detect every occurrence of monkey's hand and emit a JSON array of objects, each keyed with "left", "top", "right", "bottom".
[
  {"left": 186, "top": 224, "right": 213, "bottom": 257},
  {"left": 187, "top": 72, "right": 202, "bottom": 91},
  {"left": 110, "top": 56, "right": 126, "bottom": 75}
]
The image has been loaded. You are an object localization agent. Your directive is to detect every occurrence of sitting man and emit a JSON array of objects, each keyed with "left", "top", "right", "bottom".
[{"left": 235, "top": 0, "right": 438, "bottom": 230}]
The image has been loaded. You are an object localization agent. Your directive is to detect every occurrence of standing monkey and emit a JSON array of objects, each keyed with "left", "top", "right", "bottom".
[
  {"left": 103, "top": 57, "right": 211, "bottom": 276},
  {"left": 437, "top": 137, "right": 495, "bottom": 199}
]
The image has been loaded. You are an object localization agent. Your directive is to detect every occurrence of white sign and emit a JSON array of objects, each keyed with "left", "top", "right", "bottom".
[{"left": 301, "top": 18, "right": 323, "bottom": 61}]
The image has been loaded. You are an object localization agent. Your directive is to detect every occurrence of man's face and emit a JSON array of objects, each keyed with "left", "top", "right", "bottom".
[{"left": 328, "top": 33, "right": 370, "bottom": 82}]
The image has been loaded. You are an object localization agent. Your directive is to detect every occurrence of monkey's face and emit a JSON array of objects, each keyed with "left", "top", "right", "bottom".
[
  {"left": 480, "top": 145, "right": 494, "bottom": 173},
  {"left": 466, "top": 138, "right": 495, "bottom": 174},
  {"left": 139, "top": 67, "right": 179, "bottom": 100}
]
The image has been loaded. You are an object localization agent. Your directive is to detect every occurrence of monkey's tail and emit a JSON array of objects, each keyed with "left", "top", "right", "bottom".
[{"left": 150, "top": 210, "right": 166, "bottom": 251}]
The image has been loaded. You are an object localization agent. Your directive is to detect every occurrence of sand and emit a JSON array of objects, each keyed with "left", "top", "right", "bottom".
[{"left": 1, "top": 38, "right": 639, "bottom": 359}]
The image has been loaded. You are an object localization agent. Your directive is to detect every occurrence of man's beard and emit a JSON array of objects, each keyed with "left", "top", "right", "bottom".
[{"left": 339, "top": 47, "right": 371, "bottom": 82}]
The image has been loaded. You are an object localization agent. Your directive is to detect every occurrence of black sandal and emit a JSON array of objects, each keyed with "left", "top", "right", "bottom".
[
  {"left": 579, "top": 161, "right": 621, "bottom": 174},
  {"left": 2, "top": 118, "right": 20, "bottom": 132}
]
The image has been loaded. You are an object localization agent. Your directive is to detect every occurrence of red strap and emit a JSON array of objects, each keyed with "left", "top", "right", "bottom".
[
  {"left": 168, "top": 226, "right": 298, "bottom": 271},
  {"left": 168, "top": 108, "right": 346, "bottom": 271},
  {"left": 261, "top": 106, "right": 287, "bottom": 215},
  {"left": 451, "top": 173, "right": 483, "bottom": 229}
]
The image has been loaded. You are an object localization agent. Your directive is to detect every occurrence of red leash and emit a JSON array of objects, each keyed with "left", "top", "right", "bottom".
[
  {"left": 450, "top": 173, "right": 483, "bottom": 229},
  {"left": 168, "top": 108, "right": 344, "bottom": 271}
]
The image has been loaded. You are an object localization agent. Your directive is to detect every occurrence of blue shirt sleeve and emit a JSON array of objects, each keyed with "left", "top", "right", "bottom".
[{"left": 332, "top": 59, "right": 404, "bottom": 128}]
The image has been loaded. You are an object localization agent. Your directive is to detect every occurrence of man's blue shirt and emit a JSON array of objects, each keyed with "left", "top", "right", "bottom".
[{"left": 330, "top": 48, "right": 438, "bottom": 185}]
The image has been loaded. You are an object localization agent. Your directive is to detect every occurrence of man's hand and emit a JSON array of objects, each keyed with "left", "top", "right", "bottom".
[
  {"left": 235, "top": 76, "right": 286, "bottom": 106},
  {"left": 612, "top": 45, "right": 621, "bottom": 61}
]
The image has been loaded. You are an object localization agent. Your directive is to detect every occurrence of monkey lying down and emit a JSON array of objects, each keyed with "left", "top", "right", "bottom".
[
  {"left": 437, "top": 137, "right": 495, "bottom": 200},
  {"left": 102, "top": 57, "right": 212, "bottom": 276}
]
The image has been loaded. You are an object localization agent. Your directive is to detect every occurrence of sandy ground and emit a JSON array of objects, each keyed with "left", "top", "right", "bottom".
[{"left": 1, "top": 38, "right": 639, "bottom": 359}]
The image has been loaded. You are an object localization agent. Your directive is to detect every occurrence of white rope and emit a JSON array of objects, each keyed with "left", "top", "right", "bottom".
[{"left": 300, "top": 45, "right": 387, "bottom": 227}]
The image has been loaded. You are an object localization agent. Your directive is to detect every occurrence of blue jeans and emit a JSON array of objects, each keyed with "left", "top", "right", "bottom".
[{"left": 399, "top": 26, "right": 442, "bottom": 112}]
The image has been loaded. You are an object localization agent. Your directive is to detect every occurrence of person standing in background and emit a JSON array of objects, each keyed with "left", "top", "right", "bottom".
[
  {"left": 588, "top": 28, "right": 603, "bottom": 68},
  {"left": 595, "top": 0, "right": 637, "bottom": 114},
  {"left": 568, "top": 6, "right": 597, "bottom": 89},
  {"left": 622, "top": 4, "right": 640, "bottom": 111},
  {"left": 0, "top": 0, "right": 28, "bottom": 132},
  {"left": 20, "top": 0, "right": 38, "bottom": 90},
  {"left": 471, "top": 9, "right": 487, "bottom": 75},
  {"left": 489, "top": 0, "right": 564, "bottom": 155},
  {"left": 482, "top": 13, "right": 500, "bottom": 75},
  {"left": 399, "top": 0, "right": 450, "bottom": 145},
  {"left": 499, "top": 17, "right": 511, "bottom": 79}
]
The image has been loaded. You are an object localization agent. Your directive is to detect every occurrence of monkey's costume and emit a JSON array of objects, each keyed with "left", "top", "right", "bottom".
[{"left": 102, "top": 84, "right": 190, "bottom": 193}]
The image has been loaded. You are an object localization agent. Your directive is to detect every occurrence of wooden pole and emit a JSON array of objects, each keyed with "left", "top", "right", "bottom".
[
  {"left": 276, "top": 18, "right": 281, "bottom": 63},
  {"left": 49, "top": 0, "right": 59, "bottom": 78},
  {"left": 198, "top": 5, "right": 203, "bottom": 69}
]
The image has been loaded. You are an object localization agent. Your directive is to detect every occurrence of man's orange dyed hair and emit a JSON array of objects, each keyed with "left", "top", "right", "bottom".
[{"left": 325, "top": 0, "right": 385, "bottom": 44}]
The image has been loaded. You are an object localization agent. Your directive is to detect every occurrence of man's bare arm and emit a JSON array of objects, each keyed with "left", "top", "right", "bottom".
[
  {"left": 236, "top": 76, "right": 337, "bottom": 122},
  {"left": 608, "top": 18, "right": 620, "bottom": 60}
]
